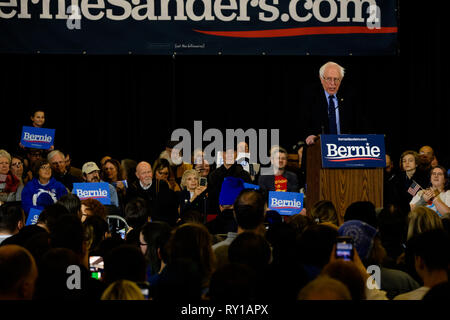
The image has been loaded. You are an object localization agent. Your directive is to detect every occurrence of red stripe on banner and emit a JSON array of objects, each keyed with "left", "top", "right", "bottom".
[
  {"left": 329, "top": 157, "right": 384, "bottom": 162},
  {"left": 193, "top": 26, "right": 398, "bottom": 38}
]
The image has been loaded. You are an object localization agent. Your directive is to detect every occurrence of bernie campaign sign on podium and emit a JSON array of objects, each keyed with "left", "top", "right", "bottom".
[
  {"left": 21, "top": 126, "right": 55, "bottom": 150},
  {"left": 26, "top": 208, "right": 42, "bottom": 226},
  {"left": 268, "top": 191, "right": 304, "bottom": 216},
  {"left": 72, "top": 182, "right": 111, "bottom": 205},
  {"left": 321, "top": 135, "right": 386, "bottom": 168}
]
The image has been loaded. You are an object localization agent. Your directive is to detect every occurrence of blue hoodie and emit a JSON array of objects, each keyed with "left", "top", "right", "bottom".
[{"left": 21, "top": 177, "right": 68, "bottom": 215}]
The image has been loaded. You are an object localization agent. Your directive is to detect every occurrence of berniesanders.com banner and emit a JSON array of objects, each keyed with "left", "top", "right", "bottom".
[{"left": 0, "top": 0, "right": 398, "bottom": 55}]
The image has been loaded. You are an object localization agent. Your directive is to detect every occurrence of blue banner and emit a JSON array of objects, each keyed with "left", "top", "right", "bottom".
[
  {"left": 321, "top": 134, "right": 386, "bottom": 168},
  {"left": 0, "top": 0, "right": 397, "bottom": 55},
  {"left": 268, "top": 191, "right": 304, "bottom": 216},
  {"left": 26, "top": 208, "right": 42, "bottom": 226},
  {"left": 20, "top": 126, "right": 55, "bottom": 150},
  {"left": 72, "top": 182, "right": 111, "bottom": 205}
]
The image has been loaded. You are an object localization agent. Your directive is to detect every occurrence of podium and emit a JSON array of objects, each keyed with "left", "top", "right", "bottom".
[{"left": 305, "top": 136, "right": 384, "bottom": 224}]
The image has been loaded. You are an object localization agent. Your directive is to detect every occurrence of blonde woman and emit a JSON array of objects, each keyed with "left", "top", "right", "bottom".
[
  {"left": 101, "top": 280, "right": 145, "bottom": 300},
  {"left": 178, "top": 169, "right": 207, "bottom": 218},
  {"left": 407, "top": 206, "right": 443, "bottom": 241}
]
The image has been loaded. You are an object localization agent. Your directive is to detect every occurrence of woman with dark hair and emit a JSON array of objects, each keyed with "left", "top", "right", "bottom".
[
  {"left": 101, "top": 158, "right": 127, "bottom": 211},
  {"left": 153, "top": 158, "right": 181, "bottom": 192},
  {"left": 139, "top": 221, "right": 172, "bottom": 285},
  {"left": 410, "top": 165, "right": 450, "bottom": 217},
  {"left": 21, "top": 159, "right": 68, "bottom": 215}
]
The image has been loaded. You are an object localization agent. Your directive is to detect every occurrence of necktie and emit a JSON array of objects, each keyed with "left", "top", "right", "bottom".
[{"left": 328, "top": 95, "right": 337, "bottom": 134}]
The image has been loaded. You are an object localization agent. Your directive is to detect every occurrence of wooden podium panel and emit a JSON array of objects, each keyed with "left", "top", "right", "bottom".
[{"left": 306, "top": 137, "right": 383, "bottom": 223}]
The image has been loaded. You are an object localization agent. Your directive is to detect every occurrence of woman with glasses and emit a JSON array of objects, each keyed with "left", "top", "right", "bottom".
[
  {"left": 0, "top": 149, "right": 21, "bottom": 203},
  {"left": 152, "top": 158, "right": 181, "bottom": 192},
  {"left": 410, "top": 165, "right": 450, "bottom": 217},
  {"left": 21, "top": 159, "right": 68, "bottom": 215}
]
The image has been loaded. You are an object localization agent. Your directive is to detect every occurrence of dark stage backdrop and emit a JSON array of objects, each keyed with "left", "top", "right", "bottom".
[{"left": 1, "top": 1, "right": 449, "bottom": 171}]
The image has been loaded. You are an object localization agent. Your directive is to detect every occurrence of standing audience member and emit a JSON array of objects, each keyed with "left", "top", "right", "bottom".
[
  {"left": 21, "top": 159, "right": 68, "bottom": 215},
  {"left": 47, "top": 150, "right": 81, "bottom": 191},
  {"left": 0, "top": 245, "right": 38, "bottom": 300},
  {"left": 394, "top": 229, "right": 450, "bottom": 300},
  {"left": 102, "top": 158, "right": 127, "bottom": 210},
  {"left": 152, "top": 158, "right": 181, "bottom": 192}
]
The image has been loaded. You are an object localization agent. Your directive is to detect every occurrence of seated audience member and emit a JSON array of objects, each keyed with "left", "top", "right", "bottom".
[
  {"left": 0, "top": 203, "right": 25, "bottom": 244},
  {"left": 338, "top": 220, "right": 419, "bottom": 299},
  {"left": 296, "top": 224, "right": 338, "bottom": 282},
  {"left": 208, "top": 263, "right": 258, "bottom": 302},
  {"left": 287, "top": 213, "right": 316, "bottom": 236},
  {"left": 320, "top": 260, "right": 366, "bottom": 300},
  {"left": 64, "top": 151, "right": 83, "bottom": 181},
  {"left": 83, "top": 215, "right": 110, "bottom": 257},
  {"left": 101, "top": 280, "right": 145, "bottom": 300},
  {"left": 152, "top": 158, "right": 181, "bottom": 192},
  {"left": 418, "top": 145, "right": 436, "bottom": 173},
  {"left": 80, "top": 198, "right": 108, "bottom": 223},
  {"left": 121, "top": 158, "right": 138, "bottom": 187},
  {"left": 297, "top": 276, "right": 351, "bottom": 300},
  {"left": 57, "top": 193, "right": 81, "bottom": 216},
  {"left": 0, "top": 244, "right": 38, "bottom": 300},
  {"left": 123, "top": 197, "right": 150, "bottom": 244},
  {"left": 399, "top": 206, "right": 445, "bottom": 283},
  {"left": 34, "top": 247, "right": 104, "bottom": 300},
  {"left": 101, "top": 158, "right": 127, "bottom": 210},
  {"left": 205, "top": 177, "right": 243, "bottom": 236},
  {"left": 178, "top": 169, "right": 208, "bottom": 220},
  {"left": 390, "top": 150, "right": 429, "bottom": 216},
  {"left": 22, "top": 148, "right": 44, "bottom": 183},
  {"left": 139, "top": 221, "right": 172, "bottom": 286},
  {"left": 0, "top": 149, "right": 21, "bottom": 203},
  {"left": 258, "top": 146, "right": 299, "bottom": 194},
  {"left": 212, "top": 189, "right": 266, "bottom": 268},
  {"left": 193, "top": 149, "right": 212, "bottom": 181},
  {"left": 102, "top": 244, "right": 147, "bottom": 287},
  {"left": 207, "top": 148, "right": 252, "bottom": 215},
  {"left": 394, "top": 229, "right": 450, "bottom": 300},
  {"left": 21, "top": 159, "right": 68, "bottom": 215},
  {"left": 228, "top": 231, "right": 272, "bottom": 299},
  {"left": 344, "top": 201, "right": 378, "bottom": 228},
  {"left": 100, "top": 155, "right": 112, "bottom": 168},
  {"left": 127, "top": 161, "right": 178, "bottom": 226},
  {"left": 47, "top": 150, "right": 81, "bottom": 191},
  {"left": 81, "top": 161, "right": 120, "bottom": 208},
  {"left": 10, "top": 154, "right": 29, "bottom": 194},
  {"left": 410, "top": 165, "right": 450, "bottom": 217},
  {"left": 159, "top": 140, "right": 193, "bottom": 185},
  {"left": 377, "top": 206, "right": 408, "bottom": 266},
  {"left": 165, "top": 223, "right": 216, "bottom": 292},
  {"left": 309, "top": 200, "right": 340, "bottom": 227},
  {"left": 235, "top": 141, "right": 260, "bottom": 183}
]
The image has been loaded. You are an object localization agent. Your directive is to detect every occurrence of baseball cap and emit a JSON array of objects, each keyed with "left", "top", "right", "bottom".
[{"left": 82, "top": 162, "right": 100, "bottom": 174}]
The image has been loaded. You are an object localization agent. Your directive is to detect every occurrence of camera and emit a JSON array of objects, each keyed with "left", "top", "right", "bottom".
[
  {"left": 335, "top": 236, "right": 354, "bottom": 261},
  {"left": 199, "top": 177, "right": 207, "bottom": 187}
]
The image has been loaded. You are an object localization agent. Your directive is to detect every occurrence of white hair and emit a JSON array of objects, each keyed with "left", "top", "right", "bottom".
[
  {"left": 47, "top": 150, "right": 65, "bottom": 161},
  {"left": 319, "top": 61, "right": 345, "bottom": 79}
]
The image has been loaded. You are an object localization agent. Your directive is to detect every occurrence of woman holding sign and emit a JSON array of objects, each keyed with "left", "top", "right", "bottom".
[{"left": 20, "top": 159, "right": 68, "bottom": 215}]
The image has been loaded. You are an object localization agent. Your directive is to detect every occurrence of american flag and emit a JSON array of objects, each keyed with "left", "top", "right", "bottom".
[{"left": 407, "top": 180, "right": 422, "bottom": 196}]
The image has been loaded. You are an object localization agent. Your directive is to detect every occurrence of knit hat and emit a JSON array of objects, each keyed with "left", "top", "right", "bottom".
[
  {"left": 219, "top": 177, "right": 245, "bottom": 206},
  {"left": 338, "top": 220, "right": 378, "bottom": 262}
]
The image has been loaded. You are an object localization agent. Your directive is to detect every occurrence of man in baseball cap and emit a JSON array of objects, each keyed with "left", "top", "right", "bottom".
[{"left": 81, "top": 161, "right": 119, "bottom": 208}]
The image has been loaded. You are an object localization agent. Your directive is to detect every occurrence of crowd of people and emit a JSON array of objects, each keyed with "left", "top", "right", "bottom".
[{"left": 0, "top": 109, "right": 449, "bottom": 302}]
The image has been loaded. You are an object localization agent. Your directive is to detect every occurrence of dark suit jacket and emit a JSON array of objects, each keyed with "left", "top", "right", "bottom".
[{"left": 300, "top": 83, "right": 368, "bottom": 138}]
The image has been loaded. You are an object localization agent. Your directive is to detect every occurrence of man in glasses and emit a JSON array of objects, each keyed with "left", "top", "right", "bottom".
[
  {"left": 47, "top": 150, "right": 81, "bottom": 191},
  {"left": 302, "top": 61, "right": 364, "bottom": 146}
]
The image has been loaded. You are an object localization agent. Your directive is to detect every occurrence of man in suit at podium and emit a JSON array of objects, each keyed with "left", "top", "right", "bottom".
[{"left": 303, "top": 61, "right": 363, "bottom": 145}]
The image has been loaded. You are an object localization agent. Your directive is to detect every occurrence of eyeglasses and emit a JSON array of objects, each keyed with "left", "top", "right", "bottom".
[
  {"left": 40, "top": 165, "right": 51, "bottom": 170},
  {"left": 11, "top": 162, "right": 23, "bottom": 168},
  {"left": 322, "top": 77, "right": 341, "bottom": 84}
]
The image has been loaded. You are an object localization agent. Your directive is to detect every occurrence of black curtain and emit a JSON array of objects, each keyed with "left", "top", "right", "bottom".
[{"left": 1, "top": 1, "right": 449, "bottom": 169}]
